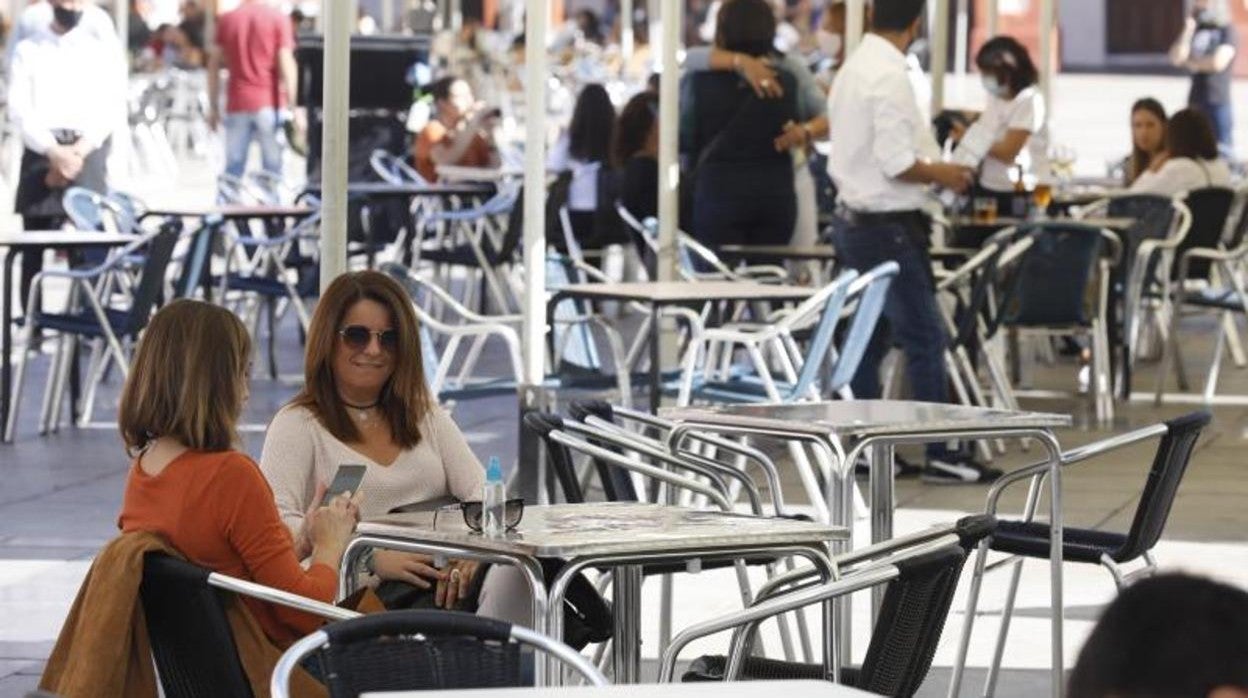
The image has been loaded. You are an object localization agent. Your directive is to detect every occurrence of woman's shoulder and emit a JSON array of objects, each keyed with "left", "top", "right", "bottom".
[{"left": 270, "top": 403, "right": 322, "bottom": 430}]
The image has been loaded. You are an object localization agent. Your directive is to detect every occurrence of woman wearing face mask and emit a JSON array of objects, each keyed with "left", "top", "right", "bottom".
[
  {"left": 952, "top": 35, "right": 1050, "bottom": 216},
  {"left": 1122, "top": 98, "right": 1167, "bottom": 187}
]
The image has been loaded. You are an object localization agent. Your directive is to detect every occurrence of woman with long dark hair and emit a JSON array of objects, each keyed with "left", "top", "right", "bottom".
[
  {"left": 1124, "top": 98, "right": 1168, "bottom": 187},
  {"left": 549, "top": 83, "right": 623, "bottom": 249},
  {"left": 1131, "top": 107, "right": 1231, "bottom": 195},
  {"left": 953, "top": 35, "right": 1049, "bottom": 212}
]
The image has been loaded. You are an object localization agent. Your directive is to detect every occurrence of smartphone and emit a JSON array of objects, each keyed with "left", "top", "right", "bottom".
[{"left": 322, "top": 464, "right": 367, "bottom": 505}]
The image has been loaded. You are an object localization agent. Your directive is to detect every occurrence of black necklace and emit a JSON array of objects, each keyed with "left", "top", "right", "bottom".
[{"left": 343, "top": 398, "right": 381, "bottom": 423}]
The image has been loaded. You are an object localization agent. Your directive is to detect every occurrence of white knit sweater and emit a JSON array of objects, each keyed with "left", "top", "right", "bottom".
[{"left": 259, "top": 404, "right": 486, "bottom": 540}]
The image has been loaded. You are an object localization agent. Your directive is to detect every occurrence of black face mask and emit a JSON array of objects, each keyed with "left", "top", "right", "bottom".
[{"left": 53, "top": 6, "right": 83, "bottom": 31}]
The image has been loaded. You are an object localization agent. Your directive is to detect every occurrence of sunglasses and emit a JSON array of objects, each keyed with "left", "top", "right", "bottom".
[
  {"left": 339, "top": 325, "right": 399, "bottom": 351},
  {"left": 435, "top": 499, "right": 525, "bottom": 533}
]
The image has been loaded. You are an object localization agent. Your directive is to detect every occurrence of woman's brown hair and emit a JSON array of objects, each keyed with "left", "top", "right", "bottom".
[
  {"left": 119, "top": 299, "right": 252, "bottom": 455},
  {"left": 291, "top": 271, "right": 433, "bottom": 448},
  {"left": 1166, "top": 108, "right": 1221, "bottom": 162}
]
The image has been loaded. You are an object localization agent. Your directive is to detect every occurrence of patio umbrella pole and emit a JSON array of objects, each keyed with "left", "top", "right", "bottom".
[
  {"left": 516, "top": 0, "right": 550, "bottom": 507},
  {"left": 319, "top": 0, "right": 352, "bottom": 290}
]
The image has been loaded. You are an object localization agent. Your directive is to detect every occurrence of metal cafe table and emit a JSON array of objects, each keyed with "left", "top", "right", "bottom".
[
  {"left": 363, "top": 679, "right": 879, "bottom": 697},
  {"left": 0, "top": 230, "right": 139, "bottom": 443},
  {"left": 662, "top": 400, "right": 1072, "bottom": 695},
  {"left": 546, "top": 281, "right": 814, "bottom": 413},
  {"left": 340, "top": 502, "right": 847, "bottom": 686}
]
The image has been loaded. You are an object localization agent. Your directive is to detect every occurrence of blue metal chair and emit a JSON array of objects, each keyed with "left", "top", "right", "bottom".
[{"left": 5, "top": 225, "right": 180, "bottom": 440}]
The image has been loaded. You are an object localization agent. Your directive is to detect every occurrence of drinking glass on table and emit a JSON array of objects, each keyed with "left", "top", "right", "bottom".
[
  {"left": 1033, "top": 182, "right": 1053, "bottom": 214},
  {"left": 972, "top": 197, "right": 999, "bottom": 223}
]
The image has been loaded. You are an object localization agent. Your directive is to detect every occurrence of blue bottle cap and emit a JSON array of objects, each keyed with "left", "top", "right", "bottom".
[{"left": 486, "top": 456, "right": 503, "bottom": 482}]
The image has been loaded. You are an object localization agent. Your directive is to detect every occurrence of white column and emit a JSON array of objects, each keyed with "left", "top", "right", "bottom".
[
  {"left": 520, "top": 0, "right": 548, "bottom": 387},
  {"left": 986, "top": 0, "right": 999, "bottom": 37},
  {"left": 620, "top": 0, "right": 634, "bottom": 65},
  {"left": 319, "top": 0, "right": 352, "bottom": 291},
  {"left": 1039, "top": 0, "right": 1054, "bottom": 129},
  {"left": 930, "top": 0, "right": 950, "bottom": 116},
  {"left": 954, "top": 0, "right": 969, "bottom": 76},
  {"left": 846, "top": 0, "right": 866, "bottom": 53},
  {"left": 656, "top": 0, "right": 680, "bottom": 282},
  {"left": 113, "top": 0, "right": 129, "bottom": 75},
  {"left": 382, "top": 0, "right": 395, "bottom": 32}
]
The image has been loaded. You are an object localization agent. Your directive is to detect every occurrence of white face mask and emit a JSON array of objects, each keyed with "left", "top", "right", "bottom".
[
  {"left": 816, "top": 29, "right": 843, "bottom": 63},
  {"left": 982, "top": 75, "right": 1009, "bottom": 98}
]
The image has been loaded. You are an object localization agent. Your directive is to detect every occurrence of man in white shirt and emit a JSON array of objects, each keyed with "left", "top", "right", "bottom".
[
  {"left": 5, "top": 0, "right": 116, "bottom": 72},
  {"left": 827, "top": 0, "right": 998, "bottom": 484},
  {"left": 7, "top": 0, "right": 126, "bottom": 309}
]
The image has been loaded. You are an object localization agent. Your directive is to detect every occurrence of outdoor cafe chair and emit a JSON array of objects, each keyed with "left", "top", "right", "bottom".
[
  {"left": 1155, "top": 185, "right": 1248, "bottom": 404},
  {"left": 369, "top": 148, "right": 431, "bottom": 186},
  {"left": 271, "top": 610, "right": 606, "bottom": 698},
  {"left": 665, "top": 516, "right": 997, "bottom": 698},
  {"left": 614, "top": 202, "right": 788, "bottom": 284},
  {"left": 4, "top": 224, "right": 179, "bottom": 441},
  {"left": 140, "top": 552, "right": 360, "bottom": 698},
  {"left": 948, "top": 410, "right": 1211, "bottom": 698},
  {"left": 990, "top": 222, "right": 1121, "bottom": 423}
]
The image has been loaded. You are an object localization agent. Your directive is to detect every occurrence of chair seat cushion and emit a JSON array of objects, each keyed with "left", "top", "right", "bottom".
[
  {"left": 422, "top": 245, "right": 506, "bottom": 267},
  {"left": 38, "top": 307, "right": 134, "bottom": 338},
  {"left": 223, "top": 274, "right": 295, "bottom": 298},
  {"left": 1182, "top": 288, "right": 1244, "bottom": 311},
  {"left": 991, "top": 520, "right": 1128, "bottom": 564}
]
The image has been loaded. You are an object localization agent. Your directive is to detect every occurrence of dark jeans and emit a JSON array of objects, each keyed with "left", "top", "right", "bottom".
[
  {"left": 1192, "top": 97, "right": 1235, "bottom": 160},
  {"left": 832, "top": 215, "right": 953, "bottom": 459},
  {"left": 692, "top": 178, "right": 796, "bottom": 253}
]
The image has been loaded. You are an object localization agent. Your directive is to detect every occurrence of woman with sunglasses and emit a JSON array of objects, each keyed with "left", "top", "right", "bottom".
[{"left": 259, "top": 271, "right": 531, "bottom": 623}]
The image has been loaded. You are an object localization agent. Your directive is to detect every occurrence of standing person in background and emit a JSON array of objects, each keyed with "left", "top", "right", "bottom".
[
  {"left": 7, "top": 0, "right": 125, "bottom": 311},
  {"left": 1171, "top": 0, "right": 1237, "bottom": 160},
  {"left": 828, "top": 0, "right": 996, "bottom": 484},
  {"left": 207, "top": 0, "right": 303, "bottom": 178},
  {"left": 5, "top": 0, "right": 114, "bottom": 71},
  {"left": 1123, "top": 98, "right": 1168, "bottom": 187}
]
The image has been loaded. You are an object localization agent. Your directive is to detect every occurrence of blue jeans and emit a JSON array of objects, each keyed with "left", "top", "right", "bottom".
[
  {"left": 223, "top": 107, "right": 283, "bottom": 177},
  {"left": 1192, "top": 98, "right": 1234, "bottom": 161},
  {"left": 833, "top": 217, "right": 952, "bottom": 458}
]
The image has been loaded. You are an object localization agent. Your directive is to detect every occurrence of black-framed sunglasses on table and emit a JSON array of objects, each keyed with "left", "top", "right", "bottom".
[
  {"left": 338, "top": 325, "right": 399, "bottom": 351},
  {"left": 433, "top": 499, "right": 525, "bottom": 533}
]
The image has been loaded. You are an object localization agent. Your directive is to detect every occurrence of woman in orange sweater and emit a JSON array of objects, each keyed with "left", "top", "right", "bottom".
[{"left": 117, "top": 299, "right": 360, "bottom": 646}]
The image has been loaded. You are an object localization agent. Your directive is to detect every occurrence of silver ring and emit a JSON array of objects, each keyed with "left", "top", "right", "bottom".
[{"left": 451, "top": 569, "right": 461, "bottom": 581}]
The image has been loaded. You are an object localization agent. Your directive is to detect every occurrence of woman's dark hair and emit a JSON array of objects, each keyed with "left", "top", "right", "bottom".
[
  {"left": 976, "top": 36, "right": 1040, "bottom": 96},
  {"left": 569, "top": 84, "right": 616, "bottom": 164},
  {"left": 612, "top": 90, "right": 658, "bottom": 167},
  {"left": 1067, "top": 574, "right": 1248, "bottom": 698},
  {"left": 425, "top": 75, "right": 461, "bottom": 102},
  {"left": 714, "top": 0, "right": 776, "bottom": 57},
  {"left": 1167, "top": 108, "right": 1221, "bottom": 161},
  {"left": 1128, "top": 98, "right": 1167, "bottom": 185},
  {"left": 872, "top": 0, "right": 926, "bottom": 32}
]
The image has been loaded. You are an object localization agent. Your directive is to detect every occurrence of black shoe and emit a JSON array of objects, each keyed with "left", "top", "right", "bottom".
[
  {"left": 922, "top": 455, "right": 1004, "bottom": 485},
  {"left": 854, "top": 453, "right": 924, "bottom": 478}
]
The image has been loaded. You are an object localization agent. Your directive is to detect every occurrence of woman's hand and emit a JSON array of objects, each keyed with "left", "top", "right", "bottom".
[
  {"left": 735, "top": 53, "right": 783, "bottom": 99},
  {"left": 309, "top": 492, "right": 361, "bottom": 568},
  {"left": 774, "top": 120, "right": 811, "bottom": 152},
  {"left": 294, "top": 481, "right": 328, "bottom": 559},
  {"left": 435, "top": 559, "right": 482, "bottom": 609},
  {"left": 373, "top": 550, "right": 447, "bottom": 589}
]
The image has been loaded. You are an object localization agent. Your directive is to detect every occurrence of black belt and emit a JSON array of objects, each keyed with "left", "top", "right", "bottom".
[{"left": 838, "top": 208, "right": 927, "bottom": 226}]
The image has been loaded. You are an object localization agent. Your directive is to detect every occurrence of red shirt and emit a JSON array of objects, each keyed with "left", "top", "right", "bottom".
[
  {"left": 216, "top": 1, "right": 293, "bottom": 113},
  {"left": 119, "top": 450, "right": 338, "bottom": 647}
]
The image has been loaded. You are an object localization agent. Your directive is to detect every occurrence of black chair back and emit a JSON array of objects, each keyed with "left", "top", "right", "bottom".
[
  {"left": 855, "top": 515, "right": 994, "bottom": 697},
  {"left": 1178, "top": 187, "right": 1236, "bottom": 280},
  {"left": 568, "top": 400, "right": 641, "bottom": 501},
  {"left": 522, "top": 411, "right": 587, "bottom": 504},
  {"left": 121, "top": 225, "right": 179, "bottom": 334},
  {"left": 998, "top": 224, "right": 1106, "bottom": 328},
  {"left": 1115, "top": 411, "right": 1212, "bottom": 562},
  {"left": 139, "top": 553, "right": 253, "bottom": 698},
  {"left": 316, "top": 610, "right": 523, "bottom": 695}
]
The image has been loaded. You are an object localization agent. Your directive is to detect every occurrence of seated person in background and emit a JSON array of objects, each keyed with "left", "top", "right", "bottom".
[
  {"left": 1130, "top": 107, "right": 1231, "bottom": 196},
  {"left": 118, "top": 300, "right": 360, "bottom": 647},
  {"left": 260, "top": 271, "right": 532, "bottom": 624},
  {"left": 1068, "top": 573, "right": 1248, "bottom": 698},
  {"left": 614, "top": 90, "right": 660, "bottom": 225},
  {"left": 412, "top": 75, "right": 500, "bottom": 182},
  {"left": 548, "top": 83, "right": 625, "bottom": 251},
  {"left": 952, "top": 35, "right": 1049, "bottom": 215},
  {"left": 1122, "top": 98, "right": 1168, "bottom": 187}
]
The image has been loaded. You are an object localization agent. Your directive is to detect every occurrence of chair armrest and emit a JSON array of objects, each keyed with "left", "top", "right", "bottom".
[
  {"left": 984, "top": 422, "right": 1169, "bottom": 516},
  {"left": 207, "top": 572, "right": 361, "bottom": 622},
  {"left": 657, "top": 565, "right": 897, "bottom": 682}
]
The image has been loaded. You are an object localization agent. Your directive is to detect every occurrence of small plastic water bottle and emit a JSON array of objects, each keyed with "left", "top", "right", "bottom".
[{"left": 482, "top": 456, "right": 506, "bottom": 538}]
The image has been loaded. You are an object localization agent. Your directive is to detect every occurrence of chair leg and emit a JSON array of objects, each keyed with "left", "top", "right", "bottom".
[
  {"left": 1204, "top": 318, "right": 1228, "bottom": 404},
  {"left": 946, "top": 351, "right": 994, "bottom": 464},
  {"left": 77, "top": 338, "right": 106, "bottom": 427},
  {"left": 46, "top": 335, "right": 75, "bottom": 434},
  {"left": 983, "top": 556, "right": 1026, "bottom": 698},
  {"left": 4, "top": 323, "right": 39, "bottom": 441},
  {"left": 947, "top": 538, "right": 991, "bottom": 698}
]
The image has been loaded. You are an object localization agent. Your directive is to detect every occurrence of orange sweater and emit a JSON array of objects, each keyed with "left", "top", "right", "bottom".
[{"left": 119, "top": 449, "right": 338, "bottom": 647}]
